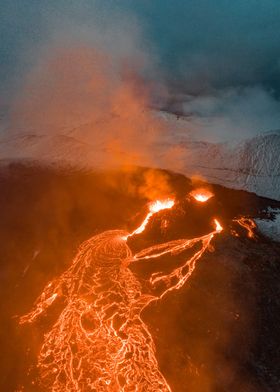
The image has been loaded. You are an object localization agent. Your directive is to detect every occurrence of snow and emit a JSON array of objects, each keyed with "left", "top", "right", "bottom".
[
  {"left": 256, "top": 210, "right": 280, "bottom": 242},
  {"left": 0, "top": 111, "right": 280, "bottom": 201},
  {"left": 177, "top": 130, "right": 280, "bottom": 201}
]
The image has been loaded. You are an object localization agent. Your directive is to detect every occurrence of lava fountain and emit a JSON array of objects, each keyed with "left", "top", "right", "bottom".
[
  {"left": 19, "top": 198, "right": 223, "bottom": 392},
  {"left": 190, "top": 188, "right": 214, "bottom": 203},
  {"left": 125, "top": 198, "right": 175, "bottom": 239}
]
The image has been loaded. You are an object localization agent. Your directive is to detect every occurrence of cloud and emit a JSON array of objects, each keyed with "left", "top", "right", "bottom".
[
  {"left": 130, "top": 0, "right": 280, "bottom": 94},
  {"left": 2, "top": 0, "right": 280, "bottom": 142},
  {"left": 178, "top": 86, "right": 280, "bottom": 141},
  {"left": 4, "top": 6, "right": 175, "bottom": 179}
]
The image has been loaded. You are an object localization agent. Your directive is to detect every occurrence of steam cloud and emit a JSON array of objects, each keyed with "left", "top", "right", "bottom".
[
  {"left": 5, "top": 5, "right": 169, "bottom": 169},
  {"left": 2, "top": 0, "right": 280, "bottom": 142}
]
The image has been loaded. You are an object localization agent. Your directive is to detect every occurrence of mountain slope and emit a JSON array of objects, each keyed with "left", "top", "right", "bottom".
[
  {"left": 0, "top": 126, "right": 279, "bottom": 200},
  {"left": 179, "top": 131, "right": 280, "bottom": 200}
]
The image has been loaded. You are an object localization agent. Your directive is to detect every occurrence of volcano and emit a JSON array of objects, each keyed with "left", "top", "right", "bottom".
[
  {"left": 0, "top": 163, "right": 280, "bottom": 391},
  {"left": 1, "top": 117, "right": 280, "bottom": 201}
]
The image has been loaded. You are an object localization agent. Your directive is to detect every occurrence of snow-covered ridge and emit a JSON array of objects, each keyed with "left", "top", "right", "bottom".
[
  {"left": 0, "top": 125, "right": 279, "bottom": 201},
  {"left": 179, "top": 130, "right": 280, "bottom": 200},
  {"left": 0, "top": 133, "right": 106, "bottom": 168}
]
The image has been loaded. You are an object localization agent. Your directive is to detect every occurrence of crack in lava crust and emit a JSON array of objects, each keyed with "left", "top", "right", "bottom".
[{"left": 19, "top": 222, "right": 222, "bottom": 391}]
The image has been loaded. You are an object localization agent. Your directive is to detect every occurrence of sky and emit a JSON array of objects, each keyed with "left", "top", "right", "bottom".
[{"left": 1, "top": 0, "right": 280, "bottom": 141}]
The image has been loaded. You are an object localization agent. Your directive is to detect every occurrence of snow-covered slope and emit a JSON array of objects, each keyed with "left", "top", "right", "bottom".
[
  {"left": 256, "top": 208, "right": 280, "bottom": 242},
  {"left": 0, "top": 126, "right": 279, "bottom": 201},
  {"left": 178, "top": 131, "right": 280, "bottom": 200},
  {"left": 0, "top": 133, "right": 106, "bottom": 168}
]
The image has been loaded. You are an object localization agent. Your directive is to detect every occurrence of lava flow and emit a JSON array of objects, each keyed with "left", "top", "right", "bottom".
[
  {"left": 19, "top": 198, "right": 223, "bottom": 392},
  {"left": 125, "top": 198, "right": 174, "bottom": 239},
  {"left": 233, "top": 217, "right": 257, "bottom": 239}
]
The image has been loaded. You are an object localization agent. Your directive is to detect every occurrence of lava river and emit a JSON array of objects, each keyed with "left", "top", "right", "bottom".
[{"left": 18, "top": 193, "right": 253, "bottom": 392}]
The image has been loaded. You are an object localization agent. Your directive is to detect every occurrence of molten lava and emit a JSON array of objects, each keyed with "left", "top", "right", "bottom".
[
  {"left": 126, "top": 198, "right": 174, "bottom": 238},
  {"left": 233, "top": 217, "right": 257, "bottom": 239},
  {"left": 19, "top": 198, "right": 223, "bottom": 392},
  {"left": 214, "top": 218, "right": 223, "bottom": 232},
  {"left": 190, "top": 188, "right": 214, "bottom": 203}
]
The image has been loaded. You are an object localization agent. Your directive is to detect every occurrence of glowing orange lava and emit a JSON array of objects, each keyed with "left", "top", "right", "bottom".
[
  {"left": 233, "top": 217, "right": 256, "bottom": 239},
  {"left": 126, "top": 198, "right": 174, "bottom": 239},
  {"left": 190, "top": 188, "right": 214, "bottom": 202},
  {"left": 214, "top": 218, "right": 223, "bottom": 232},
  {"left": 19, "top": 199, "right": 223, "bottom": 392}
]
